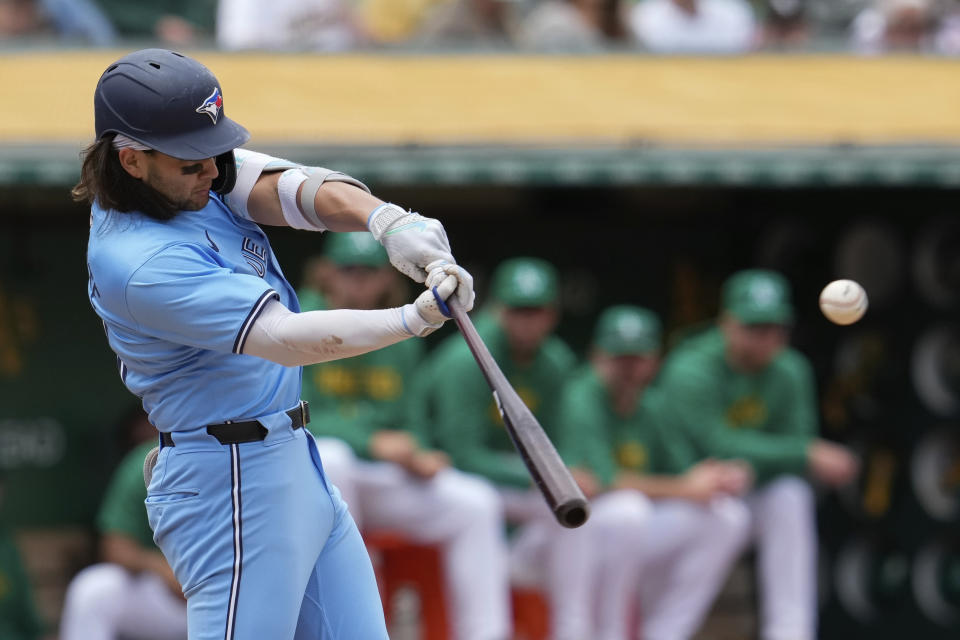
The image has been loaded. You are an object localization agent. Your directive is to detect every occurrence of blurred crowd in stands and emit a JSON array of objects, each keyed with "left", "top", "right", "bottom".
[{"left": 1, "top": 0, "right": 960, "bottom": 54}]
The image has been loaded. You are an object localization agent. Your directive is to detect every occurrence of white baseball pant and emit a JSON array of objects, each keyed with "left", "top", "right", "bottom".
[
  {"left": 60, "top": 563, "right": 187, "bottom": 640},
  {"left": 627, "top": 496, "right": 751, "bottom": 640},
  {"left": 746, "top": 475, "right": 818, "bottom": 640},
  {"left": 314, "top": 437, "right": 511, "bottom": 640},
  {"left": 507, "top": 489, "right": 750, "bottom": 640}
]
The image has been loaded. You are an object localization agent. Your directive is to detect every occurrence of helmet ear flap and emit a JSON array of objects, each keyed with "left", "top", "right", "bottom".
[{"left": 212, "top": 150, "right": 237, "bottom": 194}]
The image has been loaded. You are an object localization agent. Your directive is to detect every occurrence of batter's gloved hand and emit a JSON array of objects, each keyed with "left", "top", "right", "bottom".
[
  {"left": 409, "top": 273, "right": 458, "bottom": 336},
  {"left": 368, "top": 204, "right": 474, "bottom": 311},
  {"left": 425, "top": 259, "right": 475, "bottom": 311}
]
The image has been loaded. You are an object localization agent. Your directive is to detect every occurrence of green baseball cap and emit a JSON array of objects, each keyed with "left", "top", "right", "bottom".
[
  {"left": 722, "top": 269, "right": 794, "bottom": 325},
  {"left": 491, "top": 258, "right": 559, "bottom": 307},
  {"left": 324, "top": 232, "right": 389, "bottom": 267},
  {"left": 593, "top": 305, "right": 662, "bottom": 355}
]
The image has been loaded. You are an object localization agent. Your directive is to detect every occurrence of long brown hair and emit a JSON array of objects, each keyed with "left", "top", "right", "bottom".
[{"left": 71, "top": 135, "right": 179, "bottom": 221}]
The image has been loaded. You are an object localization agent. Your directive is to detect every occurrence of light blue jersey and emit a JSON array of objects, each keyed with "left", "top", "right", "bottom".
[
  {"left": 87, "top": 185, "right": 388, "bottom": 639},
  {"left": 87, "top": 192, "right": 300, "bottom": 431}
]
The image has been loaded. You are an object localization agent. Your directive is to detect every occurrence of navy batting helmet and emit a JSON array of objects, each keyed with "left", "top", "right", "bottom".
[{"left": 94, "top": 49, "right": 250, "bottom": 189}]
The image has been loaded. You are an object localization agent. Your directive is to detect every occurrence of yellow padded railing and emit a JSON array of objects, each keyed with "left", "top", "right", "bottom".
[{"left": 1, "top": 51, "right": 958, "bottom": 146}]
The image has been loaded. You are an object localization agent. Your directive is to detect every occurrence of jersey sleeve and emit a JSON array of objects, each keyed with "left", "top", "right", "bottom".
[
  {"left": 125, "top": 242, "right": 277, "bottom": 354},
  {"left": 771, "top": 352, "right": 819, "bottom": 439},
  {"left": 556, "top": 374, "right": 617, "bottom": 488}
]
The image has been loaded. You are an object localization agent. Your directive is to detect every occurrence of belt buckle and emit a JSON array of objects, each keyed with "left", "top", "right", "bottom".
[{"left": 298, "top": 400, "right": 310, "bottom": 427}]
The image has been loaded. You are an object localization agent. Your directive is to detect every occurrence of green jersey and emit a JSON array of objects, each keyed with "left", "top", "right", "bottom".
[
  {"left": 657, "top": 328, "right": 817, "bottom": 484},
  {"left": 97, "top": 441, "right": 157, "bottom": 550},
  {"left": 299, "top": 294, "right": 424, "bottom": 456},
  {"left": 557, "top": 367, "right": 696, "bottom": 488},
  {"left": 425, "top": 314, "right": 577, "bottom": 488},
  {"left": 0, "top": 527, "right": 43, "bottom": 640}
]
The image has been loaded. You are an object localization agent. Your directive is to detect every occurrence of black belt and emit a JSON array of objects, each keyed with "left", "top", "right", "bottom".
[{"left": 160, "top": 401, "right": 310, "bottom": 447}]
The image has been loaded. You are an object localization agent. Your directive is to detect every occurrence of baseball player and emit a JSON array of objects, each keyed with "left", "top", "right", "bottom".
[
  {"left": 77, "top": 49, "right": 474, "bottom": 640},
  {"left": 657, "top": 269, "right": 860, "bottom": 640},
  {"left": 419, "top": 257, "right": 592, "bottom": 638},
  {"left": 0, "top": 472, "right": 44, "bottom": 640},
  {"left": 60, "top": 437, "right": 187, "bottom": 640},
  {"left": 300, "top": 232, "right": 511, "bottom": 640},
  {"left": 553, "top": 305, "right": 751, "bottom": 640}
]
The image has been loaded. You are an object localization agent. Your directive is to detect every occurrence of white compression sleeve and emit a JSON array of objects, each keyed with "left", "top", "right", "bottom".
[{"left": 242, "top": 299, "right": 432, "bottom": 367}]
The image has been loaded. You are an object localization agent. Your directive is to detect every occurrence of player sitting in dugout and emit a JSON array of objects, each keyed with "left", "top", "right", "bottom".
[
  {"left": 414, "top": 257, "right": 589, "bottom": 638},
  {"left": 656, "top": 269, "right": 860, "bottom": 640},
  {"left": 552, "top": 305, "right": 753, "bottom": 640},
  {"left": 300, "top": 232, "right": 511, "bottom": 640},
  {"left": 61, "top": 407, "right": 187, "bottom": 640}
]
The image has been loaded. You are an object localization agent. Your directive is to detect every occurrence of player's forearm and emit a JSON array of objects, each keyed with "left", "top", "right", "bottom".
[
  {"left": 613, "top": 471, "right": 699, "bottom": 500},
  {"left": 306, "top": 181, "right": 382, "bottom": 231},
  {"left": 244, "top": 172, "right": 376, "bottom": 231},
  {"left": 101, "top": 534, "right": 168, "bottom": 576},
  {"left": 243, "top": 299, "right": 434, "bottom": 367},
  {"left": 708, "top": 429, "right": 811, "bottom": 478}
]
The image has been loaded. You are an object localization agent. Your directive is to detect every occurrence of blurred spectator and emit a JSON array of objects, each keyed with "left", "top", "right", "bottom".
[
  {"left": 629, "top": 0, "right": 758, "bottom": 53},
  {"left": 90, "top": 0, "right": 216, "bottom": 45},
  {"left": 520, "top": 0, "right": 632, "bottom": 50},
  {"left": 850, "top": 0, "right": 941, "bottom": 52},
  {"left": 359, "top": 0, "right": 450, "bottom": 43},
  {"left": 416, "top": 0, "right": 517, "bottom": 46},
  {"left": 0, "top": 0, "right": 117, "bottom": 45},
  {"left": 217, "top": 0, "right": 365, "bottom": 50},
  {"left": 657, "top": 269, "right": 859, "bottom": 640},
  {"left": 59, "top": 409, "right": 186, "bottom": 640},
  {"left": 38, "top": 0, "right": 115, "bottom": 44},
  {"left": 0, "top": 472, "right": 46, "bottom": 640},
  {"left": 934, "top": 3, "right": 960, "bottom": 54},
  {"left": 0, "top": 0, "right": 42, "bottom": 37},
  {"left": 756, "top": 0, "right": 810, "bottom": 48}
]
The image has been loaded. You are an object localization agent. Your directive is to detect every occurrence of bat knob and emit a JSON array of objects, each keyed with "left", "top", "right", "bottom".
[{"left": 432, "top": 286, "right": 453, "bottom": 318}]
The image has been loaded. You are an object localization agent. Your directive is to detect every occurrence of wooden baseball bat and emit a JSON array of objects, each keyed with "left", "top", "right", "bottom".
[{"left": 446, "top": 296, "right": 589, "bottom": 528}]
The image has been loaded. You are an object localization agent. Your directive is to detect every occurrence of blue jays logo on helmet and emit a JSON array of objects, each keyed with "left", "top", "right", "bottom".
[{"left": 196, "top": 87, "right": 223, "bottom": 124}]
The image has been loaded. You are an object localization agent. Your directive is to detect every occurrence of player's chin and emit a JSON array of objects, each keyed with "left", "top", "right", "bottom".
[{"left": 183, "top": 191, "right": 211, "bottom": 211}]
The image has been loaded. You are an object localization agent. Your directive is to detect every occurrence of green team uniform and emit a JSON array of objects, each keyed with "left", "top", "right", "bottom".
[
  {"left": 296, "top": 288, "right": 328, "bottom": 316},
  {"left": 427, "top": 314, "right": 576, "bottom": 487},
  {"left": 98, "top": 441, "right": 158, "bottom": 549},
  {"left": 657, "top": 327, "right": 817, "bottom": 485},
  {"left": 299, "top": 295, "right": 425, "bottom": 456},
  {"left": 0, "top": 527, "right": 43, "bottom": 640},
  {"left": 557, "top": 367, "right": 693, "bottom": 488}
]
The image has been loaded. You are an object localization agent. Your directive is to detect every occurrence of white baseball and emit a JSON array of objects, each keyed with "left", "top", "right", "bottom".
[{"left": 819, "top": 280, "right": 868, "bottom": 325}]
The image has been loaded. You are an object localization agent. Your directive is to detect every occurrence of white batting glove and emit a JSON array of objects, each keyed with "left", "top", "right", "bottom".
[
  {"left": 368, "top": 204, "right": 475, "bottom": 311},
  {"left": 425, "top": 259, "right": 475, "bottom": 311},
  {"left": 406, "top": 273, "right": 458, "bottom": 336}
]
